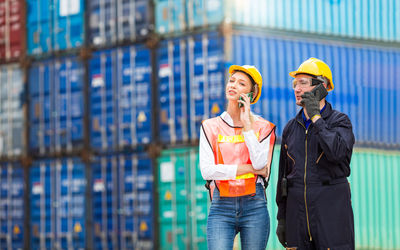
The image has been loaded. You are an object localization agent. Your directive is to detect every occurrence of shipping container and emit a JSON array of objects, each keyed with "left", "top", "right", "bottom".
[
  {"left": 28, "top": 56, "right": 84, "bottom": 155},
  {"left": 155, "top": 0, "right": 400, "bottom": 42},
  {"left": 30, "top": 158, "right": 86, "bottom": 250},
  {"left": 92, "top": 152, "right": 154, "bottom": 249},
  {"left": 0, "top": 0, "right": 25, "bottom": 62},
  {"left": 89, "top": 45, "right": 152, "bottom": 152},
  {"left": 118, "top": 153, "right": 153, "bottom": 249},
  {"left": 92, "top": 155, "right": 118, "bottom": 250},
  {"left": 157, "top": 30, "right": 400, "bottom": 147},
  {"left": 0, "top": 64, "right": 24, "bottom": 158},
  {"left": 157, "top": 146, "right": 400, "bottom": 249},
  {"left": 155, "top": 0, "right": 186, "bottom": 35},
  {"left": 349, "top": 149, "right": 400, "bottom": 249},
  {"left": 26, "top": 0, "right": 84, "bottom": 55},
  {"left": 157, "top": 33, "right": 225, "bottom": 144},
  {"left": 88, "top": 0, "right": 153, "bottom": 47},
  {"left": 157, "top": 147, "right": 209, "bottom": 250},
  {"left": 0, "top": 162, "right": 24, "bottom": 250}
]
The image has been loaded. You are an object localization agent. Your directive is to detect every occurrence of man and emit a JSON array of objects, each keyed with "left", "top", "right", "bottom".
[{"left": 276, "top": 58, "right": 355, "bottom": 249}]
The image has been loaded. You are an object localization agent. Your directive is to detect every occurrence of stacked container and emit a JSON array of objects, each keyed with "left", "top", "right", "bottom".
[
  {"left": 0, "top": 0, "right": 25, "bottom": 63},
  {"left": 91, "top": 153, "right": 154, "bottom": 249},
  {"left": 0, "top": 162, "right": 24, "bottom": 249},
  {"left": 30, "top": 158, "right": 86, "bottom": 249},
  {"left": 26, "top": 0, "right": 85, "bottom": 56},
  {"left": 0, "top": 1, "right": 26, "bottom": 247},
  {"left": 28, "top": 56, "right": 85, "bottom": 155},
  {"left": 86, "top": 2, "right": 156, "bottom": 249}
]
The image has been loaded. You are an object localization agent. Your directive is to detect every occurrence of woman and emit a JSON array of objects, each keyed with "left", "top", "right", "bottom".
[{"left": 199, "top": 65, "right": 276, "bottom": 249}]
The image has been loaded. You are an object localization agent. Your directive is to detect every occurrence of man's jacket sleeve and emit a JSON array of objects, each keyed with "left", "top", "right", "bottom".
[{"left": 313, "top": 112, "right": 355, "bottom": 165}]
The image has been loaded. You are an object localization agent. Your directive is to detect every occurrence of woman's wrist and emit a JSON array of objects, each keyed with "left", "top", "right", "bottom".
[{"left": 243, "top": 122, "right": 252, "bottom": 131}]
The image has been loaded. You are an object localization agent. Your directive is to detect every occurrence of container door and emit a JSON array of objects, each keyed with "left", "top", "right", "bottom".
[
  {"left": 0, "top": 64, "right": 24, "bottom": 157},
  {"left": 54, "top": 58, "right": 84, "bottom": 153},
  {"left": 119, "top": 153, "right": 154, "bottom": 249},
  {"left": 158, "top": 39, "right": 189, "bottom": 144},
  {"left": 117, "top": 46, "right": 152, "bottom": 149},
  {"left": 55, "top": 158, "right": 86, "bottom": 249},
  {"left": 90, "top": 50, "right": 118, "bottom": 151},
  {"left": 28, "top": 61, "right": 54, "bottom": 155},
  {"left": 0, "top": 163, "right": 24, "bottom": 249},
  {"left": 53, "top": 0, "right": 84, "bottom": 50},
  {"left": 155, "top": 0, "right": 185, "bottom": 34},
  {"left": 88, "top": 0, "right": 116, "bottom": 46},
  {"left": 92, "top": 156, "right": 119, "bottom": 249},
  {"left": 187, "top": 32, "right": 225, "bottom": 142},
  {"left": 30, "top": 160, "right": 55, "bottom": 249}
]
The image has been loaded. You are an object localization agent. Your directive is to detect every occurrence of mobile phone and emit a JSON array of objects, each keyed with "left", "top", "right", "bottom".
[
  {"left": 311, "top": 83, "right": 328, "bottom": 101},
  {"left": 238, "top": 92, "right": 253, "bottom": 108}
]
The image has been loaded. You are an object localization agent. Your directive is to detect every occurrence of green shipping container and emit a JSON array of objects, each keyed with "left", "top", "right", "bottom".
[
  {"left": 158, "top": 146, "right": 400, "bottom": 249},
  {"left": 349, "top": 149, "right": 400, "bottom": 249},
  {"left": 157, "top": 147, "right": 208, "bottom": 250}
]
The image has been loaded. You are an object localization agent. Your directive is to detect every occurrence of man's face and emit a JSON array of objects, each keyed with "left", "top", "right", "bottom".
[{"left": 292, "top": 74, "right": 315, "bottom": 106}]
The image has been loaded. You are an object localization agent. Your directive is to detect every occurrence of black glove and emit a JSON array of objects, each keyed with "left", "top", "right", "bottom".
[
  {"left": 276, "top": 219, "right": 287, "bottom": 247},
  {"left": 300, "top": 91, "right": 321, "bottom": 119}
]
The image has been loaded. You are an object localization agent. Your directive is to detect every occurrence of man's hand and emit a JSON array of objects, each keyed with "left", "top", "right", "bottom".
[
  {"left": 276, "top": 219, "right": 287, "bottom": 247},
  {"left": 301, "top": 91, "right": 320, "bottom": 120}
]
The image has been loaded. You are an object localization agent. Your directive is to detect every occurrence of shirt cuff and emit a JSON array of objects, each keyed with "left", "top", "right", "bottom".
[{"left": 222, "top": 164, "right": 238, "bottom": 179}]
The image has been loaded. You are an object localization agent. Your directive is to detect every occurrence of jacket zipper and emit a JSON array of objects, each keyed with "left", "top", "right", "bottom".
[
  {"left": 298, "top": 120, "right": 313, "bottom": 242},
  {"left": 304, "top": 129, "right": 312, "bottom": 242}
]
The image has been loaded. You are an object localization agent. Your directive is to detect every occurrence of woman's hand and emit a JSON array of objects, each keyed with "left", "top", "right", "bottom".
[
  {"left": 239, "top": 93, "right": 252, "bottom": 131},
  {"left": 236, "top": 164, "right": 269, "bottom": 178},
  {"left": 254, "top": 166, "right": 269, "bottom": 178}
]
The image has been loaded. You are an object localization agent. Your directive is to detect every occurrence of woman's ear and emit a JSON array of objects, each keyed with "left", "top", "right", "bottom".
[{"left": 252, "top": 86, "right": 258, "bottom": 102}]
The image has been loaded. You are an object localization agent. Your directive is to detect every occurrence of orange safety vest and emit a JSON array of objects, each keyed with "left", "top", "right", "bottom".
[{"left": 202, "top": 115, "right": 276, "bottom": 198}]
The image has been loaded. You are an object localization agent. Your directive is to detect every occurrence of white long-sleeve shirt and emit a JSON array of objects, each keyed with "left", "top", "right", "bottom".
[{"left": 199, "top": 112, "right": 273, "bottom": 183}]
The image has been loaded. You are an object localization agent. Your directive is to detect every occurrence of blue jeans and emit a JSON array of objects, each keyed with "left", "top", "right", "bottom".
[{"left": 207, "top": 183, "right": 270, "bottom": 250}]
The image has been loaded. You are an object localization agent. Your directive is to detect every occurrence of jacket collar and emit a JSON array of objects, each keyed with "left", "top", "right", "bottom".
[{"left": 295, "top": 101, "right": 333, "bottom": 125}]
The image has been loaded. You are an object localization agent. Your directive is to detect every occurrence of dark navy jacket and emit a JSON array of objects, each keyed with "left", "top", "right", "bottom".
[{"left": 276, "top": 101, "right": 355, "bottom": 220}]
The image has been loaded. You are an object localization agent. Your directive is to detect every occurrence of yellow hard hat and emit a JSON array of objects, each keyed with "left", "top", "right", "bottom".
[
  {"left": 229, "top": 65, "right": 263, "bottom": 104},
  {"left": 289, "top": 58, "right": 334, "bottom": 91}
]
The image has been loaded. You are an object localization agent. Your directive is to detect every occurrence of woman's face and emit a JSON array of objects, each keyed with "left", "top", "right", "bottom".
[{"left": 225, "top": 71, "right": 253, "bottom": 103}]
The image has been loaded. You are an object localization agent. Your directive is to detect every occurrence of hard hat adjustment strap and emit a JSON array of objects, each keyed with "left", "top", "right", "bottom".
[{"left": 311, "top": 77, "right": 324, "bottom": 86}]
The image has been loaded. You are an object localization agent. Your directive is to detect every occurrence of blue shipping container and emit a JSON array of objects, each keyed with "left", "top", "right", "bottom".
[
  {"left": 155, "top": 0, "right": 400, "bottom": 42},
  {"left": 89, "top": 46, "right": 152, "bottom": 152},
  {"left": 155, "top": 0, "right": 186, "bottom": 35},
  {"left": 26, "top": 0, "right": 85, "bottom": 55},
  {"left": 118, "top": 154, "right": 153, "bottom": 249},
  {"left": 0, "top": 64, "right": 25, "bottom": 157},
  {"left": 157, "top": 33, "right": 225, "bottom": 144},
  {"left": 157, "top": 30, "right": 400, "bottom": 147},
  {"left": 88, "top": 0, "right": 153, "bottom": 47},
  {"left": 0, "top": 162, "right": 24, "bottom": 250},
  {"left": 28, "top": 57, "right": 84, "bottom": 155},
  {"left": 92, "top": 153, "right": 154, "bottom": 250},
  {"left": 30, "top": 158, "right": 86, "bottom": 250}
]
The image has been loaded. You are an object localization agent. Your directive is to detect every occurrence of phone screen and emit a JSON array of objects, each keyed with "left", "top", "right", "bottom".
[{"left": 238, "top": 92, "right": 253, "bottom": 108}]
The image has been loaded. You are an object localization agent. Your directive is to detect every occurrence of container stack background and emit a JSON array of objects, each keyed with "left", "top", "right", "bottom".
[{"left": 0, "top": 0, "right": 399, "bottom": 249}]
